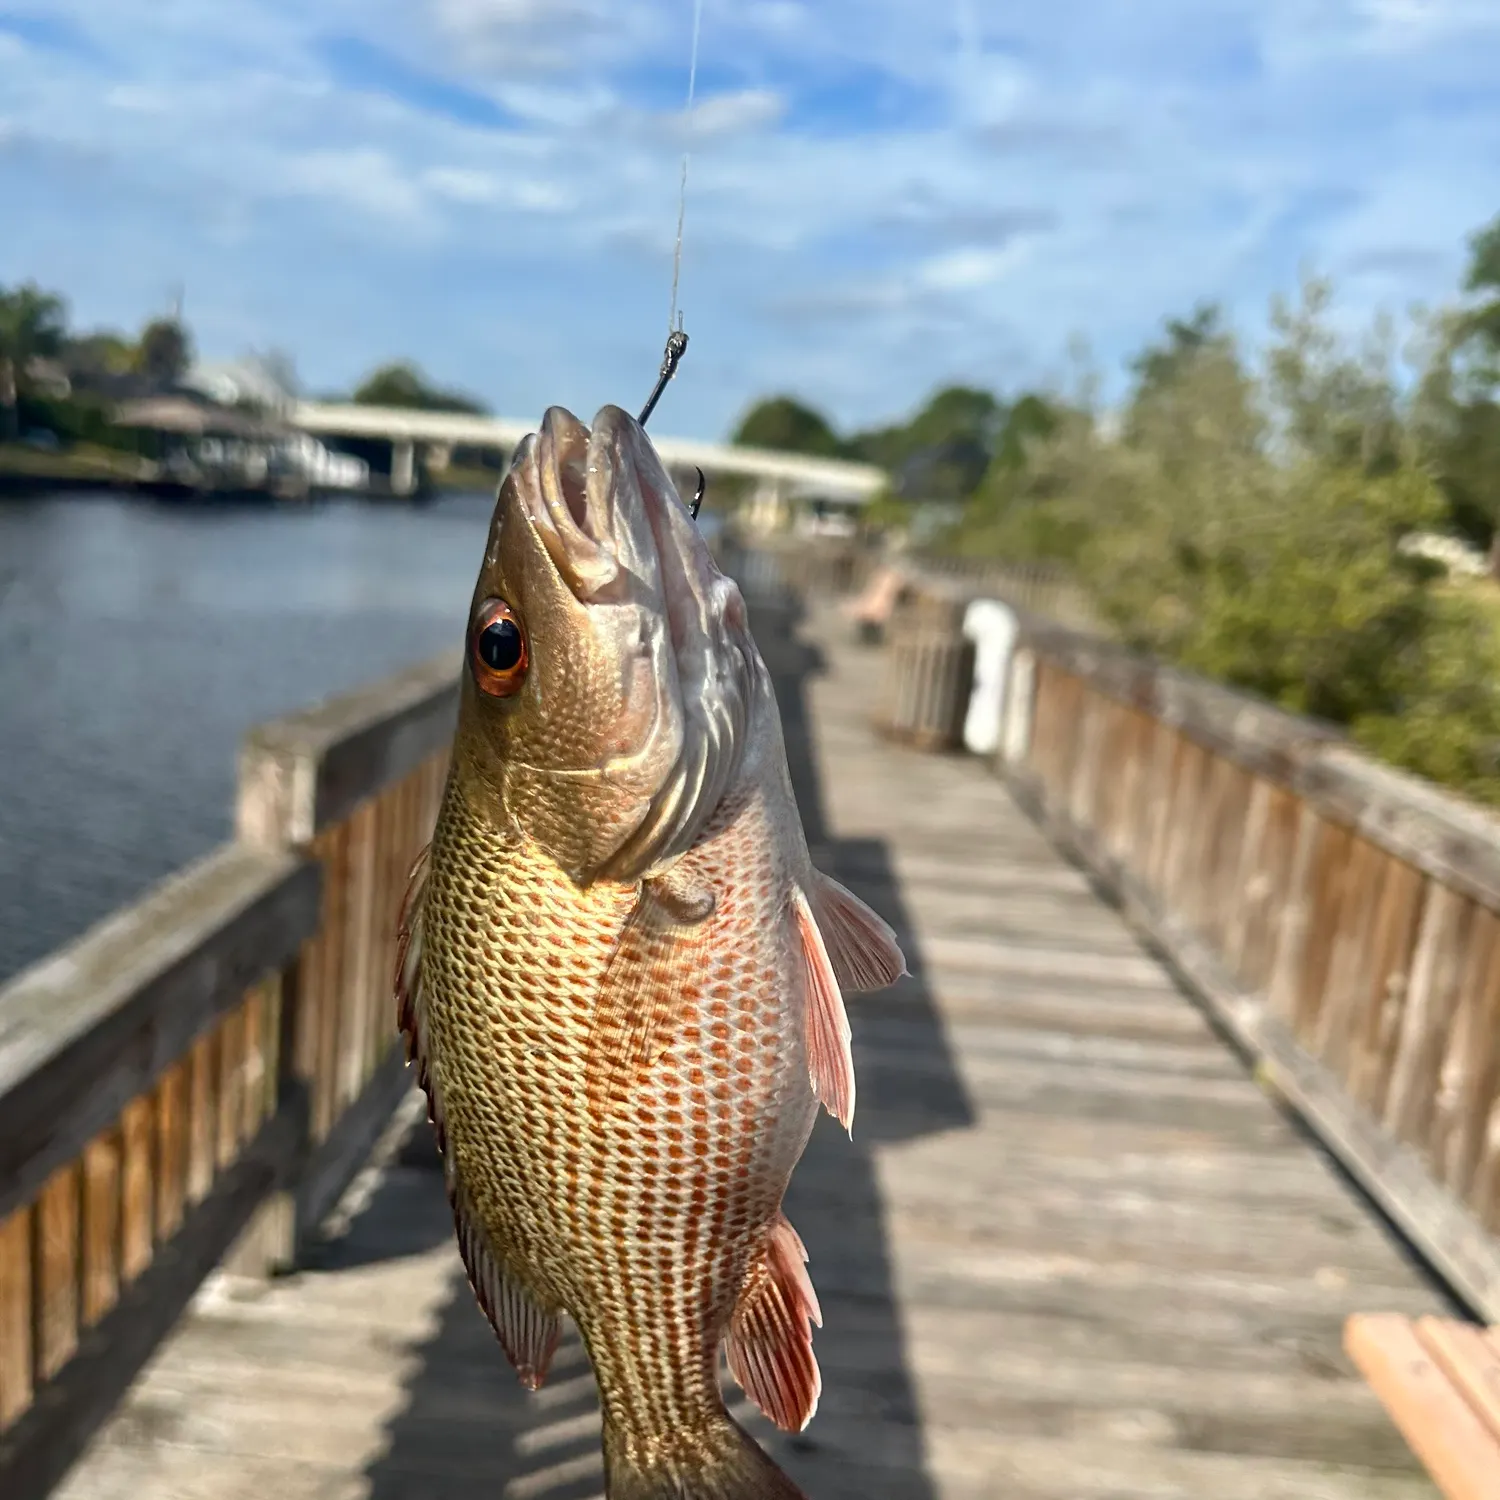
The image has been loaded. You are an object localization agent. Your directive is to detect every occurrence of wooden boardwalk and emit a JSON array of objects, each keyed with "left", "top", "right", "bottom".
[{"left": 50, "top": 599, "right": 1449, "bottom": 1500}]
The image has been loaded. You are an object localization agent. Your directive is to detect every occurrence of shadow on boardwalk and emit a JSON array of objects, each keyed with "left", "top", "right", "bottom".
[{"left": 334, "top": 589, "right": 975, "bottom": 1500}]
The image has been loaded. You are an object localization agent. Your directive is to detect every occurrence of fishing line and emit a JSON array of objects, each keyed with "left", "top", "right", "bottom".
[
  {"left": 639, "top": 0, "right": 705, "bottom": 453},
  {"left": 668, "top": 0, "right": 705, "bottom": 338}
]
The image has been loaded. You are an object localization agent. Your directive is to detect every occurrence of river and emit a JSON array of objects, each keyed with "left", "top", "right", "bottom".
[{"left": 0, "top": 490, "right": 498, "bottom": 984}]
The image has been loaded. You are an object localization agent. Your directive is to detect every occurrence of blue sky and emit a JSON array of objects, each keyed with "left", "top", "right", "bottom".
[{"left": 1, "top": 0, "right": 1498, "bottom": 440}]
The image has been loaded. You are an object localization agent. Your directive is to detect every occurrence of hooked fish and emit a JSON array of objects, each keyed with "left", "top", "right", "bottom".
[{"left": 395, "top": 405, "right": 907, "bottom": 1499}]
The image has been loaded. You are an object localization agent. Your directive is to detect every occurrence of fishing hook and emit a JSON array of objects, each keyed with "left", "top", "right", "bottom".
[
  {"left": 690, "top": 467, "right": 705, "bottom": 520},
  {"left": 639, "top": 326, "right": 689, "bottom": 429}
]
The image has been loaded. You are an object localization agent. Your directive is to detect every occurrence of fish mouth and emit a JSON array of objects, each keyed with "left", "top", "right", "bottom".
[
  {"left": 511, "top": 403, "right": 726, "bottom": 626},
  {"left": 510, "top": 403, "right": 755, "bottom": 882},
  {"left": 511, "top": 406, "right": 621, "bottom": 600}
]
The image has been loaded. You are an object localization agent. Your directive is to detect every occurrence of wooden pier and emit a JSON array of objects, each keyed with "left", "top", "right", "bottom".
[{"left": 0, "top": 577, "right": 1466, "bottom": 1499}]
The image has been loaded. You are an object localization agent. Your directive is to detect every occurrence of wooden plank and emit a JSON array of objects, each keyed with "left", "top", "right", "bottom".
[
  {"left": 78, "top": 1132, "right": 120, "bottom": 1328},
  {"left": 1311, "top": 835, "right": 1387, "bottom": 1076},
  {"left": 0, "top": 846, "right": 320, "bottom": 1224},
  {"left": 1265, "top": 800, "right": 1322, "bottom": 1024},
  {"left": 1384, "top": 886, "right": 1475, "bottom": 1149},
  {"left": 1433, "top": 909, "right": 1500, "bottom": 1203},
  {"left": 0, "top": 1207, "right": 32, "bottom": 1431},
  {"left": 0, "top": 1096, "right": 307, "bottom": 1500},
  {"left": 236, "top": 652, "right": 460, "bottom": 847},
  {"left": 1016, "top": 620, "right": 1346, "bottom": 789},
  {"left": 313, "top": 822, "right": 352, "bottom": 1143},
  {"left": 338, "top": 799, "right": 380, "bottom": 1113},
  {"left": 1302, "top": 746, "right": 1500, "bottom": 916},
  {"left": 1417, "top": 1317, "right": 1500, "bottom": 1443},
  {"left": 31, "top": 1165, "right": 79, "bottom": 1382},
  {"left": 216, "top": 1001, "right": 247, "bottom": 1172},
  {"left": 1290, "top": 818, "right": 1357, "bottom": 1044},
  {"left": 118, "top": 1096, "right": 153, "bottom": 1285},
  {"left": 1018, "top": 618, "right": 1500, "bottom": 917},
  {"left": 153, "top": 1059, "right": 189, "bottom": 1242},
  {"left": 1347, "top": 860, "right": 1428, "bottom": 1117},
  {"left": 185, "top": 1032, "right": 217, "bottom": 1207},
  {"left": 1005, "top": 768, "right": 1500, "bottom": 1323},
  {"left": 1346, "top": 1314, "right": 1500, "bottom": 1500}
]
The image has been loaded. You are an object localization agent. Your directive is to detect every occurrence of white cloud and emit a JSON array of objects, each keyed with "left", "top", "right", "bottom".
[
  {"left": 280, "top": 149, "right": 428, "bottom": 225},
  {"left": 0, "top": 0, "right": 1497, "bottom": 437}
]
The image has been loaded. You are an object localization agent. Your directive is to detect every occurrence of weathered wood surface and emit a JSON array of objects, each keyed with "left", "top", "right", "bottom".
[
  {"left": 1007, "top": 621, "right": 1500, "bottom": 1323},
  {"left": 1346, "top": 1315, "right": 1500, "bottom": 1500},
  {"left": 0, "top": 650, "right": 450, "bottom": 1498},
  {"left": 50, "top": 598, "right": 1450, "bottom": 1500}
]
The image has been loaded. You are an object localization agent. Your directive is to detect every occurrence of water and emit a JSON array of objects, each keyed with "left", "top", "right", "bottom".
[{"left": 0, "top": 491, "right": 498, "bottom": 984}]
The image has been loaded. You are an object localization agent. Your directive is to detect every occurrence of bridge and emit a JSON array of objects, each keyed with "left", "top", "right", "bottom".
[
  {"left": 1, "top": 541, "right": 1496, "bottom": 1500},
  {"left": 291, "top": 403, "right": 887, "bottom": 518}
]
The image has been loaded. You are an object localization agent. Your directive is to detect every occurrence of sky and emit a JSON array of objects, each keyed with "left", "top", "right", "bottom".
[{"left": 1, "top": 0, "right": 1499, "bottom": 441}]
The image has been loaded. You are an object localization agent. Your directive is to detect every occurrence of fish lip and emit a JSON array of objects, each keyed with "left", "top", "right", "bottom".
[{"left": 512, "top": 406, "right": 620, "bottom": 600}]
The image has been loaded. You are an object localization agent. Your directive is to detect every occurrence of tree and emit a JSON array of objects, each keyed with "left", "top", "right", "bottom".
[
  {"left": 64, "top": 331, "right": 137, "bottom": 379},
  {"left": 852, "top": 385, "right": 1003, "bottom": 502},
  {"left": 1128, "top": 302, "right": 1230, "bottom": 401},
  {"left": 135, "top": 318, "right": 193, "bottom": 386},
  {"left": 1418, "top": 214, "right": 1500, "bottom": 566},
  {"left": 351, "top": 360, "right": 487, "bottom": 414},
  {"left": 730, "top": 396, "right": 843, "bottom": 458},
  {"left": 0, "top": 282, "right": 67, "bottom": 439}
]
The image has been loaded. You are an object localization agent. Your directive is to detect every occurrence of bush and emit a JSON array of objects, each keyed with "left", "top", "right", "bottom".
[{"left": 947, "top": 274, "right": 1500, "bottom": 806}]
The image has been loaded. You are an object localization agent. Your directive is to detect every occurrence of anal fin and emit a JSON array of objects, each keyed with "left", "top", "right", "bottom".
[
  {"left": 793, "top": 887, "right": 856, "bottom": 1133},
  {"left": 452, "top": 1181, "right": 561, "bottom": 1391},
  {"left": 810, "top": 869, "right": 907, "bottom": 994},
  {"left": 724, "top": 1212, "right": 823, "bottom": 1433}
]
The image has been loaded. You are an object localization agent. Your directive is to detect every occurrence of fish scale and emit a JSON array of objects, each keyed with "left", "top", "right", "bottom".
[
  {"left": 423, "top": 739, "right": 816, "bottom": 1445},
  {"left": 395, "top": 404, "right": 906, "bottom": 1499}
]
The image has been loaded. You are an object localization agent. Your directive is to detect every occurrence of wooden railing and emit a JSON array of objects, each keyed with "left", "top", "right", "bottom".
[
  {"left": 880, "top": 573, "right": 1500, "bottom": 1322},
  {"left": 912, "top": 553, "right": 1100, "bottom": 633},
  {"left": 0, "top": 652, "right": 458, "bottom": 1499}
]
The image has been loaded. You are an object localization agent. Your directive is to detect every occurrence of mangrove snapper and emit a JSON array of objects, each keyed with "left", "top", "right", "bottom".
[{"left": 396, "top": 405, "right": 906, "bottom": 1499}]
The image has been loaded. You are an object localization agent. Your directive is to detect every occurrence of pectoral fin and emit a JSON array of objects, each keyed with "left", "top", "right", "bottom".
[{"left": 584, "top": 866, "right": 717, "bottom": 1114}]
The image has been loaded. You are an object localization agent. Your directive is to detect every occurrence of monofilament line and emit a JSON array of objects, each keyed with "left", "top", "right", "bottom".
[{"left": 667, "top": 0, "right": 705, "bottom": 336}]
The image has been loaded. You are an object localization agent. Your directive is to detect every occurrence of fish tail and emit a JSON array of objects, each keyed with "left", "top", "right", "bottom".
[{"left": 602, "top": 1412, "right": 808, "bottom": 1500}]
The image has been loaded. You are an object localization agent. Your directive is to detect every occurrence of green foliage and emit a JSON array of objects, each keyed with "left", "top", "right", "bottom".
[
  {"left": 351, "top": 360, "right": 488, "bottom": 414},
  {"left": 849, "top": 385, "right": 1002, "bottom": 501},
  {"left": 0, "top": 282, "right": 68, "bottom": 372},
  {"left": 730, "top": 395, "right": 844, "bottom": 458},
  {"left": 945, "top": 267, "right": 1500, "bottom": 806}
]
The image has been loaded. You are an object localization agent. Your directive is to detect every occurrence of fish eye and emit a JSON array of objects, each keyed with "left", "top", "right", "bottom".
[{"left": 469, "top": 598, "right": 528, "bottom": 697}]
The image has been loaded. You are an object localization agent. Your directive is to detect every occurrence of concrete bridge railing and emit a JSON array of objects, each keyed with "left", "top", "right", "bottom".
[
  {"left": 0, "top": 655, "right": 456, "bottom": 1499},
  {"left": 880, "top": 568, "right": 1500, "bottom": 1327}
]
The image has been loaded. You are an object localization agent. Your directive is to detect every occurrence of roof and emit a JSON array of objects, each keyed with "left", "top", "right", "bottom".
[{"left": 112, "top": 396, "right": 288, "bottom": 438}]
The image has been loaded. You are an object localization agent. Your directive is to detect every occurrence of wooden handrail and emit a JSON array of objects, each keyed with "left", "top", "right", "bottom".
[
  {"left": 0, "top": 652, "right": 457, "bottom": 1498},
  {"left": 921, "top": 587, "right": 1500, "bottom": 1322}
]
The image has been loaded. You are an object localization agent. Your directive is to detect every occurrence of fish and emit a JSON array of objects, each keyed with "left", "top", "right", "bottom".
[{"left": 395, "top": 404, "right": 907, "bottom": 1500}]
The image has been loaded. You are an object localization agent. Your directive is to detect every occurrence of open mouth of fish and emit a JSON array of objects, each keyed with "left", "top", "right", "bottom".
[
  {"left": 507, "top": 404, "right": 754, "bottom": 882},
  {"left": 511, "top": 404, "right": 723, "bottom": 643}
]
